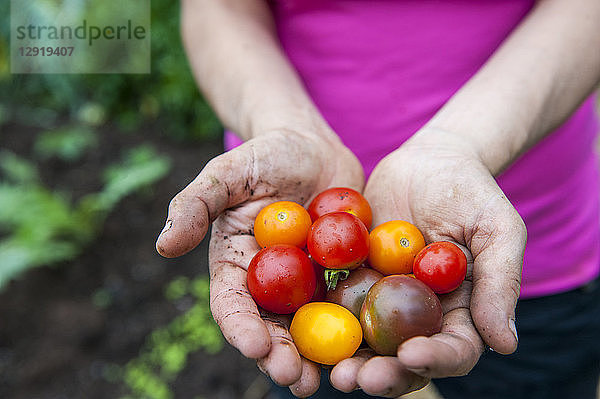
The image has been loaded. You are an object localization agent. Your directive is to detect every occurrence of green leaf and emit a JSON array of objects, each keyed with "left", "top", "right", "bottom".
[
  {"left": 76, "top": 102, "right": 107, "bottom": 126},
  {"left": 34, "top": 125, "right": 98, "bottom": 162},
  {"left": 88, "top": 145, "right": 171, "bottom": 212},
  {"left": 0, "top": 182, "right": 96, "bottom": 288},
  {"left": 0, "top": 238, "right": 79, "bottom": 289},
  {"left": 0, "top": 151, "right": 39, "bottom": 185},
  {"left": 0, "top": 184, "right": 73, "bottom": 233},
  {"left": 165, "top": 277, "right": 190, "bottom": 302}
]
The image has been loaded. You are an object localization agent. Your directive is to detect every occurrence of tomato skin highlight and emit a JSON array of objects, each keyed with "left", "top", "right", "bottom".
[
  {"left": 253, "top": 201, "right": 312, "bottom": 248},
  {"left": 326, "top": 267, "right": 383, "bottom": 318},
  {"left": 290, "top": 302, "right": 362, "bottom": 365},
  {"left": 360, "top": 275, "right": 442, "bottom": 356},
  {"left": 413, "top": 241, "right": 467, "bottom": 294},
  {"left": 247, "top": 245, "right": 316, "bottom": 314},
  {"left": 368, "top": 220, "right": 425, "bottom": 275},
  {"left": 307, "top": 212, "right": 370, "bottom": 270},
  {"left": 307, "top": 187, "right": 373, "bottom": 229}
]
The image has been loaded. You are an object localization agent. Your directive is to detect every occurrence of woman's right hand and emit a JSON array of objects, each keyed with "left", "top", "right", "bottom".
[{"left": 156, "top": 129, "right": 364, "bottom": 397}]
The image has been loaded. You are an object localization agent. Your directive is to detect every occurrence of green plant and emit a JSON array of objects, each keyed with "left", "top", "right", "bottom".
[
  {"left": 34, "top": 125, "right": 98, "bottom": 162},
  {"left": 115, "top": 276, "right": 224, "bottom": 399},
  {"left": 83, "top": 145, "right": 171, "bottom": 214},
  {"left": 0, "top": 145, "right": 171, "bottom": 289},
  {"left": 0, "top": 150, "right": 40, "bottom": 184}
]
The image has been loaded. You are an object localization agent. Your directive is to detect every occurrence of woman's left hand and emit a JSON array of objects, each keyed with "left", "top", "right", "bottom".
[{"left": 330, "top": 128, "right": 527, "bottom": 397}]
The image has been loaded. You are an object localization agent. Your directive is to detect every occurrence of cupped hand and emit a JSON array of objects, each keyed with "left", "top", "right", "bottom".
[
  {"left": 330, "top": 128, "right": 526, "bottom": 397},
  {"left": 156, "top": 129, "right": 364, "bottom": 397}
]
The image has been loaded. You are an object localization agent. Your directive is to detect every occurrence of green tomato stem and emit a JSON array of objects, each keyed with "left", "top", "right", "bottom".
[{"left": 325, "top": 269, "right": 350, "bottom": 291}]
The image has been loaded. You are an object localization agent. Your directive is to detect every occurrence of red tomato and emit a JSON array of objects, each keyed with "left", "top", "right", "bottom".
[
  {"left": 247, "top": 245, "right": 316, "bottom": 314},
  {"left": 311, "top": 260, "right": 327, "bottom": 301},
  {"left": 308, "top": 187, "right": 373, "bottom": 229},
  {"left": 307, "top": 212, "right": 369, "bottom": 270},
  {"left": 413, "top": 241, "right": 467, "bottom": 294}
]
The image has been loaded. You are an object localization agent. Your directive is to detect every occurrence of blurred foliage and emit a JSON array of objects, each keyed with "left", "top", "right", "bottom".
[
  {"left": 113, "top": 276, "right": 224, "bottom": 399},
  {"left": 0, "top": 150, "right": 40, "bottom": 184},
  {"left": 0, "top": 140, "right": 171, "bottom": 289},
  {"left": 0, "top": 0, "right": 221, "bottom": 141},
  {"left": 0, "top": 1, "right": 225, "bottom": 394},
  {"left": 34, "top": 125, "right": 98, "bottom": 161},
  {"left": 84, "top": 145, "right": 171, "bottom": 214}
]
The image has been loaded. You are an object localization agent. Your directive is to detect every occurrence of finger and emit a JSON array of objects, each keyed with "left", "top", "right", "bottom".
[
  {"left": 397, "top": 307, "right": 484, "bottom": 378},
  {"left": 467, "top": 195, "right": 526, "bottom": 354},
  {"left": 156, "top": 145, "right": 256, "bottom": 258},
  {"left": 257, "top": 314, "right": 303, "bottom": 386},
  {"left": 329, "top": 348, "right": 375, "bottom": 393},
  {"left": 288, "top": 358, "right": 321, "bottom": 398},
  {"left": 357, "top": 356, "right": 428, "bottom": 398},
  {"left": 209, "top": 259, "right": 271, "bottom": 359}
]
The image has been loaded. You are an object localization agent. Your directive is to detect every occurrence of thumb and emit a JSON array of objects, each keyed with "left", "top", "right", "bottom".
[
  {"left": 468, "top": 195, "right": 526, "bottom": 354},
  {"left": 156, "top": 144, "right": 256, "bottom": 258}
]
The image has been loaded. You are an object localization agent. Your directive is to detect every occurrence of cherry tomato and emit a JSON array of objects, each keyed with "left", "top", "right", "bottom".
[
  {"left": 413, "top": 241, "right": 467, "bottom": 294},
  {"left": 326, "top": 267, "right": 383, "bottom": 318},
  {"left": 308, "top": 187, "right": 373, "bottom": 229},
  {"left": 253, "top": 201, "right": 312, "bottom": 248},
  {"left": 368, "top": 220, "right": 425, "bottom": 275},
  {"left": 307, "top": 212, "right": 369, "bottom": 270},
  {"left": 290, "top": 302, "right": 362, "bottom": 365},
  {"left": 247, "top": 245, "right": 316, "bottom": 314},
  {"left": 360, "top": 275, "right": 442, "bottom": 355}
]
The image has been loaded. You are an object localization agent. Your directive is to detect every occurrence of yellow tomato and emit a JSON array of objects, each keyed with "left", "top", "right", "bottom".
[
  {"left": 290, "top": 302, "right": 362, "bottom": 365},
  {"left": 368, "top": 220, "right": 425, "bottom": 275}
]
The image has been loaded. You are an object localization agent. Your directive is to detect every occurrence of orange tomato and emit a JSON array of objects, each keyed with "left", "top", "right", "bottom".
[
  {"left": 368, "top": 220, "right": 425, "bottom": 275},
  {"left": 253, "top": 201, "right": 312, "bottom": 248}
]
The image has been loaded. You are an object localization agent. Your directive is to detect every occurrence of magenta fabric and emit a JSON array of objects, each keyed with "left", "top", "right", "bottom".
[{"left": 225, "top": 0, "right": 600, "bottom": 298}]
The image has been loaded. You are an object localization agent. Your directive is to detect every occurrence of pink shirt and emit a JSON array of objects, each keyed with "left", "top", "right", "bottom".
[{"left": 226, "top": 0, "right": 600, "bottom": 298}]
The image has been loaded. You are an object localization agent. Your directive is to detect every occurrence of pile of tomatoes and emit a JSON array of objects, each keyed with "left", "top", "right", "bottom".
[{"left": 247, "top": 188, "right": 467, "bottom": 365}]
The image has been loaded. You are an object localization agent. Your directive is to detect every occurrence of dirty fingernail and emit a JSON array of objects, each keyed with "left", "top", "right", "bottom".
[
  {"left": 160, "top": 219, "right": 173, "bottom": 235},
  {"left": 508, "top": 318, "right": 518, "bottom": 343}
]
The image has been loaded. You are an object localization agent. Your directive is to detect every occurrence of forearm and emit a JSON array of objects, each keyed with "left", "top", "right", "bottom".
[
  {"left": 423, "top": 0, "right": 600, "bottom": 175},
  {"left": 180, "top": 0, "right": 337, "bottom": 143}
]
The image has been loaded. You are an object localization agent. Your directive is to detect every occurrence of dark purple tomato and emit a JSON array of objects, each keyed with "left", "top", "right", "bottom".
[
  {"left": 326, "top": 267, "right": 384, "bottom": 318},
  {"left": 307, "top": 212, "right": 369, "bottom": 270},
  {"left": 360, "top": 275, "right": 442, "bottom": 355},
  {"left": 247, "top": 245, "right": 316, "bottom": 314}
]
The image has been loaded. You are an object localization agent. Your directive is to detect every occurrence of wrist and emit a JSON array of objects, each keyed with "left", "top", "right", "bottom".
[
  {"left": 413, "top": 119, "right": 527, "bottom": 176},
  {"left": 241, "top": 99, "right": 345, "bottom": 148},
  {"left": 402, "top": 127, "right": 486, "bottom": 166}
]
